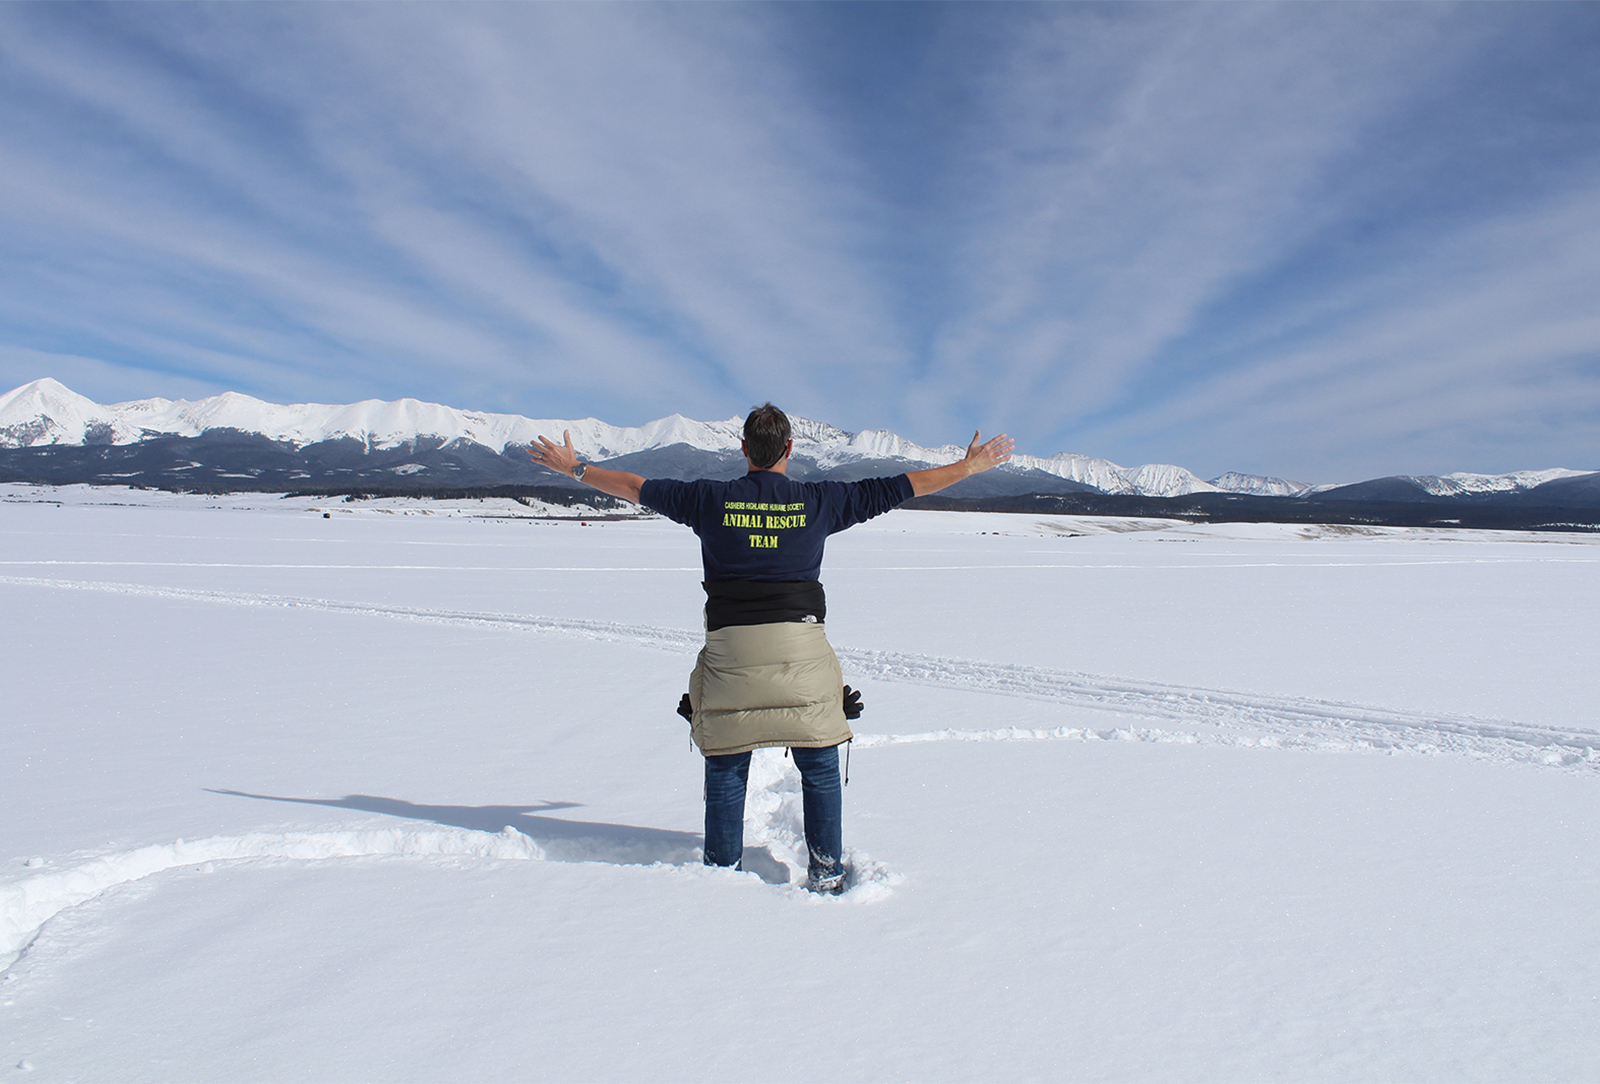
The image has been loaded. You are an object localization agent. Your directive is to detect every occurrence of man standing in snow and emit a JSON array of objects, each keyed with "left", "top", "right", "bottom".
[{"left": 531, "top": 404, "right": 1013, "bottom": 893}]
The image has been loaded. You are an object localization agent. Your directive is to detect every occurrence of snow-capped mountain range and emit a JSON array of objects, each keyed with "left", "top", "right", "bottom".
[
  {"left": 0, "top": 377, "right": 1227, "bottom": 496},
  {"left": 0, "top": 377, "right": 1593, "bottom": 504}
]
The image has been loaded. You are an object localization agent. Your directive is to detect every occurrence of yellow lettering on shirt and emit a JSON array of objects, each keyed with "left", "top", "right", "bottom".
[
  {"left": 722, "top": 501, "right": 807, "bottom": 536},
  {"left": 723, "top": 501, "right": 806, "bottom": 513}
]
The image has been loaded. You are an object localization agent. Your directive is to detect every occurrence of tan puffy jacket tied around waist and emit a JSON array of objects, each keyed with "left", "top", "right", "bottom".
[{"left": 688, "top": 621, "right": 850, "bottom": 756}]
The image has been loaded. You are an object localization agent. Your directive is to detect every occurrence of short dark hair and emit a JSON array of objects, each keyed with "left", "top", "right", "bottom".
[{"left": 743, "top": 403, "right": 791, "bottom": 470}]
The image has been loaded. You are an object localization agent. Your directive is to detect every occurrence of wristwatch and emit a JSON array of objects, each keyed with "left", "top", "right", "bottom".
[{"left": 572, "top": 462, "right": 588, "bottom": 482}]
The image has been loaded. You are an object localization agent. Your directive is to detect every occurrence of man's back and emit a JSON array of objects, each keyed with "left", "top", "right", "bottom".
[{"left": 640, "top": 471, "right": 912, "bottom": 583}]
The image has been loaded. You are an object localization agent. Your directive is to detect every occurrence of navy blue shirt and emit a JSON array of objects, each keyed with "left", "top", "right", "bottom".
[{"left": 640, "top": 471, "right": 914, "bottom": 583}]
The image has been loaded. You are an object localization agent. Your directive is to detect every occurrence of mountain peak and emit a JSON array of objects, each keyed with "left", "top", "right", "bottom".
[
  {"left": 0, "top": 377, "right": 123, "bottom": 447},
  {"left": 1209, "top": 472, "right": 1312, "bottom": 497}
]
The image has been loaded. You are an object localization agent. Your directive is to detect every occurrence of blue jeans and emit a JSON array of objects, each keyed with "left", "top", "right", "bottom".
[{"left": 703, "top": 745, "right": 842, "bottom": 884}]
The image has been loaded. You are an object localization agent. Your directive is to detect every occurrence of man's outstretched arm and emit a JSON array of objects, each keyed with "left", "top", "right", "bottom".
[
  {"left": 906, "top": 431, "right": 1015, "bottom": 497},
  {"left": 529, "top": 430, "right": 645, "bottom": 504}
]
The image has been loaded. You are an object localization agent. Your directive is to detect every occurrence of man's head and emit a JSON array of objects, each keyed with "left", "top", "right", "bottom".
[{"left": 742, "top": 403, "right": 792, "bottom": 471}]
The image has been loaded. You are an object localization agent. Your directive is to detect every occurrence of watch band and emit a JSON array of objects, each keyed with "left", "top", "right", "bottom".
[{"left": 572, "top": 462, "right": 588, "bottom": 481}]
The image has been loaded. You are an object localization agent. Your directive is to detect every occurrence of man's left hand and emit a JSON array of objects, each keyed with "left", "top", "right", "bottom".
[
  {"left": 843, "top": 685, "right": 863, "bottom": 720},
  {"left": 530, "top": 430, "right": 580, "bottom": 476}
]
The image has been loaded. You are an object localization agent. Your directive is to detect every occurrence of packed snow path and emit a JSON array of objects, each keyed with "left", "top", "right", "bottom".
[
  {"left": 1, "top": 828, "right": 543, "bottom": 971},
  {"left": 6, "top": 573, "right": 1596, "bottom": 772},
  {"left": 2, "top": 761, "right": 902, "bottom": 974}
]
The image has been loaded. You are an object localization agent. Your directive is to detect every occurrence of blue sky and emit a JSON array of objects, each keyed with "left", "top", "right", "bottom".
[{"left": 1, "top": 2, "right": 1597, "bottom": 482}]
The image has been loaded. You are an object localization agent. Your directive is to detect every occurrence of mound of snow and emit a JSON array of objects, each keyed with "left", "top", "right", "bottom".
[{"left": 1, "top": 826, "right": 545, "bottom": 969}]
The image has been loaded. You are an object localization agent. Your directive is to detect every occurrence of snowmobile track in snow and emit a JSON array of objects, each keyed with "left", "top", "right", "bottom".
[{"left": 8, "top": 574, "right": 1597, "bottom": 773}]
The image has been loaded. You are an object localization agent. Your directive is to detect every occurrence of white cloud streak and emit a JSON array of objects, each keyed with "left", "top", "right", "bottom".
[
  {"left": 921, "top": 6, "right": 1463, "bottom": 428},
  {"left": 1086, "top": 184, "right": 1600, "bottom": 479},
  {"left": 0, "top": 5, "right": 908, "bottom": 422}
]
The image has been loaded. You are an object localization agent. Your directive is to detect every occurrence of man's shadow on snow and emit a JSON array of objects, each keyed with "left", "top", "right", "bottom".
[{"left": 206, "top": 790, "right": 714, "bottom": 870}]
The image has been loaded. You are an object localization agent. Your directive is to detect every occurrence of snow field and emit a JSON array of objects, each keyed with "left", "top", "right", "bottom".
[{"left": 3, "top": 486, "right": 1599, "bottom": 1081}]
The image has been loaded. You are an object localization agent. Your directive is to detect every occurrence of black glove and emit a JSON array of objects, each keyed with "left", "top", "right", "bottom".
[
  {"left": 676, "top": 693, "right": 693, "bottom": 723},
  {"left": 842, "top": 685, "right": 863, "bottom": 720}
]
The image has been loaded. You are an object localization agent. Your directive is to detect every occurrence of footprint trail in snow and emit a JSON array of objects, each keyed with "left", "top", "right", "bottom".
[
  {"left": 7, "top": 574, "right": 1597, "bottom": 772},
  {"left": 3, "top": 574, "right": 1594, "bottom": 978}
]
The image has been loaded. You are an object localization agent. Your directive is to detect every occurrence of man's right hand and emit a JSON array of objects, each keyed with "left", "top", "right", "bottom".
[{"left": 962, "top": 430, "right": 1015, "bottom": 475}]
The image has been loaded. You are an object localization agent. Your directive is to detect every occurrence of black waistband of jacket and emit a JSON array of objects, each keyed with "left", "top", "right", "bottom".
[{"left": 703, "top": 579, "right": 827, "bottom": 631}]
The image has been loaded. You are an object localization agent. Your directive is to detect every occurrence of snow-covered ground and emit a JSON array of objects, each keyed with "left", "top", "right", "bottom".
[{"left": 3, "top": 483, "right": 1598, "bottom": 1082}]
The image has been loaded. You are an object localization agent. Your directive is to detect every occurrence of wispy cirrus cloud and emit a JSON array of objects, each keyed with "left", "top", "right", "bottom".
[
  {"left": 0, "top": 4, "right": 906, "bottom": 422},
  {"left": 1094, "top": 184, "right": 1600, "bottom": 480},
  {"left": 911, "top": 4, "right": 1600, "bottom": 474},
  {"left": 918, "top": 7, "right": 1466, "bottom": 427},
  {"left": 0, "top": 3, "right": 1596, "bottom": 479}
]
